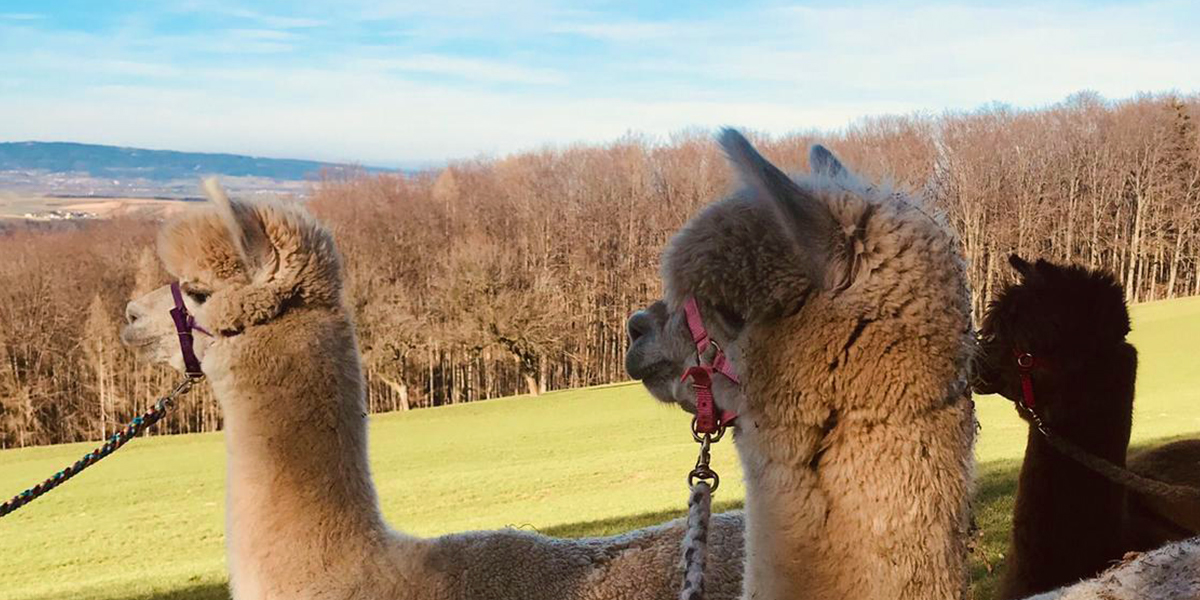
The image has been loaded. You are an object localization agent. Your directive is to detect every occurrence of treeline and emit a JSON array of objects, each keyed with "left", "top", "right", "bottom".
[{"left": 1, "top": 91, "right": 1197, "bottom": 448}]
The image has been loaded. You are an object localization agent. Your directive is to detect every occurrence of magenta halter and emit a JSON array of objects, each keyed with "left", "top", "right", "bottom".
[
  {"left": 169, "top": 282, "right": 211, "bottom": 377},
  {"left": 681, "top": 297, "right": 740, "bottom": 435}
]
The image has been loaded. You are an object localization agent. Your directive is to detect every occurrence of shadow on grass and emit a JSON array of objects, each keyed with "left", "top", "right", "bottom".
[
  {"left": 972, "top": 458, "right": 1022, "bottom": 600},
  {"left": 78, "top": 464, "right": 1028, "bottom": 600},
  {"left": 543, "top": 498, "right": 745, "bottom": 538},
  {"left": 129, "top": 584, "right": 232, "bottom": 600},
  {"left": 964, "top": 435, "right": 1197, "bottom": 599},
  {"left": 29, "top": 583, "right": 236, "bottom": 600},
  {"left": 547, "top": 460, "right": 1025, "bottom": 600}
]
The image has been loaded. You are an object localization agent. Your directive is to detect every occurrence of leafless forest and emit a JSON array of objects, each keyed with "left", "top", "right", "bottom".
[{"left": 1, "top": 92, "right": 1197, "bottom": 448}]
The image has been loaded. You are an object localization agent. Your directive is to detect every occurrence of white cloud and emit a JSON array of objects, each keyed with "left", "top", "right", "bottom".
[
  {"left": 166, "top": 3, "right": 325, "bottom": 28},
  {"left": 226, "top": 28, "right": 299, "bottom": 41},
  {"left": 227, "top": 10, "right": 325, "bottom": 29},
  {"left": 354, "top": 55, "right": 567, "bottom": 85},
  {"left": 549, "top": 20, "right": 701, "bottom": 43},
  {"left": 0, "top": 68, "right": 913, "bottom": 166},
  {"left": 1, "top": 1, "right": 1198, "bottom": 164}
]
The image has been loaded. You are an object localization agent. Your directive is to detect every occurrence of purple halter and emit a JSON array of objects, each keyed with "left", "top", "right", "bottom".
[{"left": 169, "top": 282, "right": 211, "bottom": 377}]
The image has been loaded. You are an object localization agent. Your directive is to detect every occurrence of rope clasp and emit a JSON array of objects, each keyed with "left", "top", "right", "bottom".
[{"left": 688, "top": 418, "right": 722, "bottom": 492}]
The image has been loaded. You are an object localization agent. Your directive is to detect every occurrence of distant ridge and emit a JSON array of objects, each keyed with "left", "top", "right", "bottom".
[{"left": 0, "top": 141, "right": 392, "bottom": 182}]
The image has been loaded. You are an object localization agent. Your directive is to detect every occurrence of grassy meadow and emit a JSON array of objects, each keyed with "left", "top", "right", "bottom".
[{"left": 3, "top": 296, "right": 1200, "bottom": 600}]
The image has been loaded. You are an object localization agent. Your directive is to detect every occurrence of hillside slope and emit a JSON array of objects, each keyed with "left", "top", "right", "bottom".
[
  {"left": 1, "top": 296, "right": 1198, "bottom": 600},
  {"left": 0, "top": 141, "right": 387, "bottom": 182}
]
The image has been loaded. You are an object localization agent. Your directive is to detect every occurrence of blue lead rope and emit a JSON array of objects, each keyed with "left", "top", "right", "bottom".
[{"left": 0, "top": 376, "right": 199, "bottom": 519}]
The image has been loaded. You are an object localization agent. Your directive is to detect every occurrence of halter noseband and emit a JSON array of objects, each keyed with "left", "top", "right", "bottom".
[
  {"left": 169, "top": 282, "right": 212, "bottom": 378},
  {"left": 681, "top": 297, "right": 739, "bottom": 435}
]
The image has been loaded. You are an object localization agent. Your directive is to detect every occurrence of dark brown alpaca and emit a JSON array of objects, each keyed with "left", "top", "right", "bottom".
[{"left": 974, "top": 255, "right": 1200, "bottom": 599}]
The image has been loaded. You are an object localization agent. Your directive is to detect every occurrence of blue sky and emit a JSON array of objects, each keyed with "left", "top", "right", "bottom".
[{"left": 1, "top": 1, "right": 1198, "bottom": 167}]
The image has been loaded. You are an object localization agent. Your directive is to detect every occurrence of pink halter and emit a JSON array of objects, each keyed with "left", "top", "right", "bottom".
[{"left": 681, "top": 297, "right": 740, "bottom": 435}]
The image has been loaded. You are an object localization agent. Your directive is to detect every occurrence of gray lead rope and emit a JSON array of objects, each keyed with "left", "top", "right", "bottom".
[
  {"left": 680, "top": 481, "right": 713, "bottom": 600},
  {"left": 681, "top": 422, "right": 722, "bottom": 600}
]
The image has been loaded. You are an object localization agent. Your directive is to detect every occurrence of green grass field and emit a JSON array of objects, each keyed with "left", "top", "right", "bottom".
[{"left": 4, "top": 296, "right": 1200, "bottom": 600}]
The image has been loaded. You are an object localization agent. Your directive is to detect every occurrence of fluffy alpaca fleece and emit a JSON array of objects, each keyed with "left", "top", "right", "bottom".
[
  {"left": 1127, "top": 440, "right": 1200, "bottom": 540},
  {"left": 1025, "top": 537, "right": 1200, "bottom": 600},
  {"left": 120, "top": 181, "right": 746, "bottom": 600},
  {"left": 975, "top": 256, "right": 1200, "bottom": 598},
  {"left": 625, "top": 131, "right": 976, "bottom": 599}
]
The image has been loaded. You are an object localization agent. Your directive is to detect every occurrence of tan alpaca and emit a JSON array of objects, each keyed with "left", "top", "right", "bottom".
[
  {"left": 121, "top": 180, "right": 746, "bottom": 600},
  {"left": 625, "top": 130, "right": 976, "bottom": 599}
]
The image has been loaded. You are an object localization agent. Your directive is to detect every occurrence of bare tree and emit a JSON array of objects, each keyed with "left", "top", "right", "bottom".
[{"left": 3, "top": 91, "right": 1200, "bottom": 446}]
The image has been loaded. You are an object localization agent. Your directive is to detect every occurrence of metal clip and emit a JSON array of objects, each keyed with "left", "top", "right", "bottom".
[{"left": 688, "top": 430, "right": 721, "bottom": 492}]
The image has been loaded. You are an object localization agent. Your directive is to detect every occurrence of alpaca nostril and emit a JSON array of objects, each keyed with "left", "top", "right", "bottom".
[
  {"left": 125, "top": 303, "right": 143, "bottom": 325},
  {"left": 628, "top": 311, "right": 654, "bottom": 344}
]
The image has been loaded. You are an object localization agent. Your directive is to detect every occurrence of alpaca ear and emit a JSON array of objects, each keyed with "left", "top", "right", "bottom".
[
  {"left": 809, "top": 144, "right": 847, "bottom": 179},
  {"left": 203, "top": 178, "right": 273, "bottom": 278},
  {"left": 1009, "top": 254, "right": 1034, "bottom": 279},
  {"left": 201, "top": 179, "right": 291, "bottom": 333},
  {"left": 718, "top": 128, "right": 848, "bottom": 291}
]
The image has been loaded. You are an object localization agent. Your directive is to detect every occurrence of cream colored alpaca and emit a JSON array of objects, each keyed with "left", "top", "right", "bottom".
[
  {"left": 626, "top": 130, "right": 975, "bottom": 599},
  {"left": 120, "top": 180, "right": 745, "bottom": 600},
  {"left": 1026, "top": 537, "right": 1200, "bottom": 599}
]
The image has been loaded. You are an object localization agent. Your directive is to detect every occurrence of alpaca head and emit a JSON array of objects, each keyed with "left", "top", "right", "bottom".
[
  {"left": 626, "top": 296, "right": 752, "bottom": 415},
  {"left": 974, "top": 255, "right": 1131, "bottom": 421},
  {"left": 121, "top": 180, "right": 343, "bottom": 372},
  {"left": 626, "top": 129, "right": 968, "bottom": 418}
]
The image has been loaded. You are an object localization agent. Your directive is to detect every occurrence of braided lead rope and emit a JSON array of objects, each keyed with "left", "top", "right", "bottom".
[
  {"left": 680, "top": 480, "right": 713, "bottom": 600},
  {"left": 1012, "top": 400, "right": 1200, "bottom": 503},
  {"left": 1041, "top": 425, "right": 1200, "bottom": 502},
  {"left": 0, "top": 376, "right": 199, "bottom": 518}
]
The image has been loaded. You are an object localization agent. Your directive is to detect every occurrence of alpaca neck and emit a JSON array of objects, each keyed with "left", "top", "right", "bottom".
[
  {"left": 734, "top": 425, "right": 825, "bottom": 599},
  {"left": 734, "top": 395, "right": 973, "bottom": 600},
  {"left": 1000, "top": 354, "right": 1135, "bottom": 599},
  {"left": 211, "top": 311, "right": 394, "bottom": 596}
]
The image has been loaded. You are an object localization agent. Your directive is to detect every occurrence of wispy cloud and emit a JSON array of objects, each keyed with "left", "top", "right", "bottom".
[
  {"left": 549, "top": 20, "right": 700, "bottom": 43},
  {"left": 0, "top": 13, "right": 44, "bottom": 21},
  {"left": 356, "top": 55, "right": 566, "bottom": 85},
  {"left": 0, "top": 1, "right": 1197, "bottom": 165},
  {"left": 221, "top": 9, "right": 325, "bottom": 29}
]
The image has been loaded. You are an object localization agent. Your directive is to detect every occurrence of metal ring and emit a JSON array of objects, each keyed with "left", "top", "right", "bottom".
[
  {"left": 691, "top": 417, "right": 726, "bottom": 443},
  {"left": 688, "top": 468, "right": 720, "bottom": 492},
  {"left": 706, "top": 339, "right": 722, "bottom": 361},
  {"left": 1016, "top": 353, "right": 1035, "bottom": 369}
]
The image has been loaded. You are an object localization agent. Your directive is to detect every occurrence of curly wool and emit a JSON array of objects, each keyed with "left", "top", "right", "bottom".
[
  {"left": 658, "top": 132, "right": 976, "bottom": 599},
  {"left": 1024, "top": 537, "right": 1200, "bottom": 600}
]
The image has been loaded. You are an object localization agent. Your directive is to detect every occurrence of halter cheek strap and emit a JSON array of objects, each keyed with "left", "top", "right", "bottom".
[
  {"left": 684, "top": 298, "right": 739, "bottom": 383},
  {"left": 682, "top": 297, "right": 740, "bottom": 435},
  {"left": 169, "top": 282, "right": 212, "bottom": 378},
  {"left": 1013, "top": 349, "right": 1045, "bottom": 409}
]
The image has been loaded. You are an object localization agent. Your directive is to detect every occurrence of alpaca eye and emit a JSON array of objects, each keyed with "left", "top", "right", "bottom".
[{"left": 186, "top": 290, "right": 210, "bottom": 304}]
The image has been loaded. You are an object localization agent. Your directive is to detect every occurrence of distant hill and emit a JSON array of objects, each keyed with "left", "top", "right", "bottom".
[{"left": 0, "top": 141, "right": 390, "bottom": 182}]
